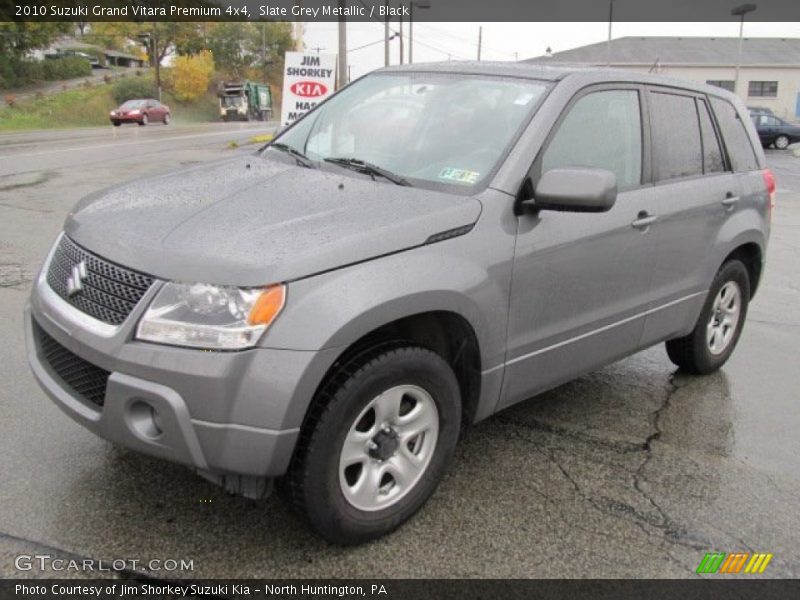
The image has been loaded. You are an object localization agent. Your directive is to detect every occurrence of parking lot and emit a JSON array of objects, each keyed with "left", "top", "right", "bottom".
[{"left": 0, "top": 124, "right": 798, "bottom": 578}]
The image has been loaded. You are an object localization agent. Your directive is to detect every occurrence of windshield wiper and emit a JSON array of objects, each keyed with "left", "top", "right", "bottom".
[
  {"left": 324, "top": 157, "right": 412, "bottom": 186},
  {"left": 269, "top": 142, "right": 316, "bottom": 169}
]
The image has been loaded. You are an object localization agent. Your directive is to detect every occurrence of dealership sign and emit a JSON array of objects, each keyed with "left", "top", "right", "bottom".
[{"left": 280, "top": 52, "right": 337, "bottom": 126}]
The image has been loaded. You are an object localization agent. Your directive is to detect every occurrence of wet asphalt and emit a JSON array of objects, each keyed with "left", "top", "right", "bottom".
[{"left": 0, "top": 125, "right": 798, "bottom": 579}]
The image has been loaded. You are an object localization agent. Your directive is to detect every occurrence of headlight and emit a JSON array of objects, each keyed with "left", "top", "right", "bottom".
[{"left": 136, "top": 282, "right": 285, "bottom": 350}]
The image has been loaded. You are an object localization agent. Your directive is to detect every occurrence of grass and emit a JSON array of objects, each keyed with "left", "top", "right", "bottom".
[
  {"left": 0, "top": 81, "right": 220, "bottom": 132},
  {"left": 0, "top": 85, "right": 116, "bottom": 131}
]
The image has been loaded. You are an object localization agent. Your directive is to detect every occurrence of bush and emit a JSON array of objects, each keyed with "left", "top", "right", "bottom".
[
  {"left": 169, "top": 51, "right": 214, "bottom": 102},
  {"left": 112, "top": 77, "right": 156, "bottom": 104},
  {"left": 41, "top": 56, "right": 92, "bottom": 80},
  {"left": 0, "top": 56, "right": 91, "bottom": 88}
]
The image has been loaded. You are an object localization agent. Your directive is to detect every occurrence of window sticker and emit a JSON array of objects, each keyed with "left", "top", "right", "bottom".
[{"left": 438, "top": 168, "right": 480, "bottom": 185}]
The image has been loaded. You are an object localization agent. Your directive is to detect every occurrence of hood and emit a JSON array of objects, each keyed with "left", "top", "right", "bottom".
[{"left": 65, "top": 155, "right": 482, "bottom": 286}]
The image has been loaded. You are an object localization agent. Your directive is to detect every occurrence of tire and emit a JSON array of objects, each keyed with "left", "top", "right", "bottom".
[
  {"left": 774, "top": 135, "right": 790, "bottom": 150},
  {"left": 139, "top": 114, "right": 148, "bottom": 126},
  {"left": 283, "top": 343, "right": 461, "bottom": 545},
  {"left": 163, "top": 113, "right": 170, "bottom": 125},
  {"left": 665, "top": 260, "right": 750, "bottom": 374},
  {"left": 112, "top": 121, "right": 121, "bottom": 127}
]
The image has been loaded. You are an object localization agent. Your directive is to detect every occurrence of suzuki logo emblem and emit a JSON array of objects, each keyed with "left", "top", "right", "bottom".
[{"left": 66, "top": 261, "right": 87, "bottom": 297}]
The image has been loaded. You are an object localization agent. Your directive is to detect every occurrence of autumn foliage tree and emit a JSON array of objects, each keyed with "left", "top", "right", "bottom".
[{"left": 169, "top": 50, "right": 214, "bottom": 102}]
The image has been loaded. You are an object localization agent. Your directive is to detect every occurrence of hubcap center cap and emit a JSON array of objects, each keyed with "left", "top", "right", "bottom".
[{"left": 368, "top": 427, "right": 399, "bottom": 461}]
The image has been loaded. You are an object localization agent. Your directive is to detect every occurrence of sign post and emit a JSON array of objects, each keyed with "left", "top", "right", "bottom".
[{"left": 280, "top": 51, "right": 337, "bottom": 127}]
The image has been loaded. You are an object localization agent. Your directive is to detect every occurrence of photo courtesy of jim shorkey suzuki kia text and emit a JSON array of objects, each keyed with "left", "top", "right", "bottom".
[{"left": 15, "top": 583, "right": 386, "bottom": 597}]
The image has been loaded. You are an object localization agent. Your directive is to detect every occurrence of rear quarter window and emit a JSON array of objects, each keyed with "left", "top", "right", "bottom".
[{"left": 710, "top": 97, "right": 760, "bottom": 172}]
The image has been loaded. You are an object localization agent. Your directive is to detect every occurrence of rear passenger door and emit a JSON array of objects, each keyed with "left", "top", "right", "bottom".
[{"left": 640, "top": 88, "right": 742, "bottom": 345}]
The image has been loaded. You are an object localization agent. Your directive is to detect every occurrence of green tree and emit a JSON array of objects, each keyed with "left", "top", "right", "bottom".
[
  {"left": 0, "top": 22, "right": 72, "bottom": 58},
  {"left": 206, "top": 21, "right": 293, "bottom": 81}
]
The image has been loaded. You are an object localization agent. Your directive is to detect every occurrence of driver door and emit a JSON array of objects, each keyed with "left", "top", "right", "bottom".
[{"left": 500, "top": 85, "right": 660, "bottom": 408}]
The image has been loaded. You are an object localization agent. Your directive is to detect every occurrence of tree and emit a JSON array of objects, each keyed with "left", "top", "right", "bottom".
[
  {"left": 0, "top": 22, "right": 72, "bottom": 58},
  {"left": 206, "top": 21, "right": 294, "bottom": 81},
  {"left": 169, "top": 50, "right": 214, "bottom": 102}
]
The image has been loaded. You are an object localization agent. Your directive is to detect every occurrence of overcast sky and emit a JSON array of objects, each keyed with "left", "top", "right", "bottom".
[{"left": 302, "top": 22, "right": 800, "bottom": 80}]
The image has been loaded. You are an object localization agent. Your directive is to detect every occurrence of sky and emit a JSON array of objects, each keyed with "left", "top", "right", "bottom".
[{"left": 301, "top": 21, "right": 800, "bottom": 80}]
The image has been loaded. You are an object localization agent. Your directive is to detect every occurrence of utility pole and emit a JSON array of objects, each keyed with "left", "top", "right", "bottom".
[
  {"left": 337, "top": 0, "right": 347, "bottom": 89},
  {"left": 732, "top": 3, "right": 757, "bottom": 98},
  {"left": 384, "top": 1, "right": 390, "bottom": 66},
  {"left": 408, "top": 1, "right": 430, "bottom": 65},
  {"left": 607, "top": 0, "right": 614, "bottom": 66},
  {"left": 399, "top": 6, "right": 404, "bottom": 64},
  {"left": 477, "top": 26, "right": 482, "bottom": 61},
  {"left": 153, "top": 33, "right": 161, "bottom": 102},
  {"left": 409, "top": 2, "right": 413, "bottom": 64},
  {"left": 262, "top": 22, "right": 268, "bottom": 86}
]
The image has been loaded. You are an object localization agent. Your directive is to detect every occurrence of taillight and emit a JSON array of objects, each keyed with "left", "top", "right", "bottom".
[{"left": 763, "top": 168, "right": 776, "bottom": 221}]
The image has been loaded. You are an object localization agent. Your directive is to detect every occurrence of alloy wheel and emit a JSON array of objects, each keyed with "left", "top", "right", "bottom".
[{"left": 706, "top": 281, "right": 742, "bottom": 355}]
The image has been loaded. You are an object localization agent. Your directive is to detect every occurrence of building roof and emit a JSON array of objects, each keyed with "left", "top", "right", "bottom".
[{"left": 525, "top": 37, "right": 800, "bottom": 67}]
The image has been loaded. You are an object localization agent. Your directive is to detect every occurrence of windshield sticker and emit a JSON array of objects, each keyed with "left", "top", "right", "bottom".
[{"left": 438, "top": 168, "right": 480, "bottom": 185}]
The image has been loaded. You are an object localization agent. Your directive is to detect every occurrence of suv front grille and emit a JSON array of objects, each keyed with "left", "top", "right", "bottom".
[
  {"left": 33, "top": 319, "right": 110, "bottom": 408},
  {"left": 46, "top": 235, "right": 154, "bottom": 326}
]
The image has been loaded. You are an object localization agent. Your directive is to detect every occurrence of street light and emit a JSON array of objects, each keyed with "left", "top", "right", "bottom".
[
  {"left": 409, "top": 0, "right": 431, "bottom": 64},
  {"left": 731, "top": 3, "right": 757, "bottom": 98}
]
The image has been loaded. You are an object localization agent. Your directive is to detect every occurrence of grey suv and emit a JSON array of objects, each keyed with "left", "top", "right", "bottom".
[{"left": 26, "top": 63, "right": 773, "bottom": 544}]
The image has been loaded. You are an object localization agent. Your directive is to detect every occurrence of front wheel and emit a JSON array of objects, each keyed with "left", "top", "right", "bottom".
[
  {"left": 139, "top": 114, "right": 148, "bottom": 126},
  {"left": 665, "top": 260, "right": 750, "bottom": 374},
  {"left": 283, "top": 344, "right": 461, "bottom": 545},
  {"left": 774, "top": 135, "right": 790, "bottom": 150}
]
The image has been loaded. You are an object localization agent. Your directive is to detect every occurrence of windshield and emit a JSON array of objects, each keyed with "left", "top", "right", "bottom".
[
  {"left": 271, "top": 72, "right": 548, "bottom": 189},
  {"left": 221, "top": 96, "right": 244, "bottom": 107},
  {"left": 121, "top": 100, "right": 146, "bottom": 109}
]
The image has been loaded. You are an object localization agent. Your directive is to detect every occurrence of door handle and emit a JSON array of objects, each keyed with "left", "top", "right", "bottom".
[
  {"left": 631, "top": 212, "right": 658, "bottom": 230},
  {"left": 722, "top": 194, "right": 739, "bottom": 209}
]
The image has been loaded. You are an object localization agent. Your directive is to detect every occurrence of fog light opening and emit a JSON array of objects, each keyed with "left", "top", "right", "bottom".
[{"left": 128, "top": 400, "right": 163, "bottom": 440}]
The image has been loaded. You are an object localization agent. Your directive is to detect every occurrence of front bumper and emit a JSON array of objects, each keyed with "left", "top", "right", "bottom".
[
  {"left": 25, "top": 241, "right": 338, "bottom": 478},
  {"left": 110, "top": 115, "right": 143, "bottom": 123}
]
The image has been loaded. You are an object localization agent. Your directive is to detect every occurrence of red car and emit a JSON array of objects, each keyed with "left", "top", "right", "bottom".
[{"left": 110, "top": 99, "right": 170, "bottom": 126}]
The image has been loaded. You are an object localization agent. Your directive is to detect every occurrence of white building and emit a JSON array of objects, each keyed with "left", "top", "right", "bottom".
[{"left": 526, "top": 37, "right": 800, "bottom": 121}]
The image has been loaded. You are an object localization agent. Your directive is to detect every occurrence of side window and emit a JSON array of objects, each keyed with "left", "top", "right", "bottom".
[
  {"left": 697, "top": 100, "right": 725, "bottom": 174},
  {"left": 710, "top": 97, "right": 759, "bottom": 172},
  {"left": 541, "top": 89, "right": 642, "bottom": 189},
  {"left": 649, "top": 91, "right": 703, "bottom": 181}
]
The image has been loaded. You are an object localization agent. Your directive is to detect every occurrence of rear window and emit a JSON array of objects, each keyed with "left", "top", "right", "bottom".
[
  {"left": 710, "top": 97, "right": 759, "bottom": 172},
  {"left": 649, "top": 91, "right": 703, "bottom": 181}
]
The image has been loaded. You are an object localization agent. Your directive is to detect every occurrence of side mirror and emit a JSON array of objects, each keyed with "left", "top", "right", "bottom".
[{"left": 521, "top": 167, "right": 617, "bottom": 213}]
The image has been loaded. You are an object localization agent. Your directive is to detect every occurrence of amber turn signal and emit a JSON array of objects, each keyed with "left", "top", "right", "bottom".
[{"left": 248, "top": 284, "right": 286, "bottom": 326}]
